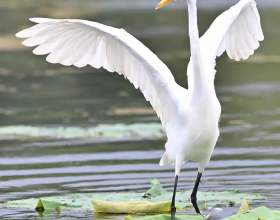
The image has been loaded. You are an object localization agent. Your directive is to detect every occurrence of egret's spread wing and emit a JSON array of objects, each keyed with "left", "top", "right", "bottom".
[
  {"left": 16, "top": 18, "right": 186, "bottom": 128},
  {"left": 187, "top": 0, "right": 264, "bottom": 91}
]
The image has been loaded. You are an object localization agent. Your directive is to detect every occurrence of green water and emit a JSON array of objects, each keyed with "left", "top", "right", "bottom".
[{"left": 0, "top": 0, "right": 280, "bottom": 219}]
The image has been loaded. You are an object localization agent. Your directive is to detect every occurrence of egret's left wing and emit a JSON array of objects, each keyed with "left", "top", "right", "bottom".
[{"left": 187, "top": 0, "right": 264, "bottom": 91}]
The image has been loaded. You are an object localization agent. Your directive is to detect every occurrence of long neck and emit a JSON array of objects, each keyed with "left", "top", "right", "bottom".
[{"left": 187, "top": 1, "right": 208, "bottom": 100}]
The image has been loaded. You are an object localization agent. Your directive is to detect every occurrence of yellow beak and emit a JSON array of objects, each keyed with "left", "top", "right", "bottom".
[{"left": 155, "top": 0, "right": 175, "bottom": 9}]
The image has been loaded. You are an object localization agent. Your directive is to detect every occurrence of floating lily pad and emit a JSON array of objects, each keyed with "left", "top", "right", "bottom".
[
  {"left": 92, "top": 200, "right": 180, "bottom": 214},
  {"left": 125, "top": 214, "right": 205, "bottom": 220},
  {"left": 126, "top": 201, "right": 280, "bottom": 220},
  {"left": 0, "top": 179, "right": 265, "bottom": 214},
  {"left": 0, "top": 123, "right": 165, "bottom": 141},
  {"left": 223, "top": 206, "right": 280, "bottom": 220},
  {"left": 126, "top": 206, "right": 280, "bottom": 220},
  {"left": 141, "top": 179, "right": 265, "bottom": 209}
]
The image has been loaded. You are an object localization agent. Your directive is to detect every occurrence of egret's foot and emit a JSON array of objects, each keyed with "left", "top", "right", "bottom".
[{"left": 170, "top": 205, "right": 176, "bottom": 220}]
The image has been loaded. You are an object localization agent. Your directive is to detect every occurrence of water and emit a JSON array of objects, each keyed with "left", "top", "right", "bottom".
[{"left": 0, "top": 0, "right": 280, "bottom": 219}]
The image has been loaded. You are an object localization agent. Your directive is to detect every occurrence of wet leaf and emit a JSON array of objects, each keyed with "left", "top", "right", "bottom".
[
  {"left": 238, "top": 198, "right": 250, "bottom": 213},
  {"left": 142, "top": 179, "right": 168, "bottom": 197},
  {"left": 126, "top": 207, "right": 280, "bottom": 220},
  {"left": 125, "top": 214, "right": 205, "bottom": 220},
  {"left": 0, "top": 123, "right": 165, "bottom": 142},
  {"left": 36, "top": 199, "right": 60, "bottom": 211},
  {"left": 222, "top": 206, "right": 280, "bottom": 220},
  {"left": 1, "top": 179, "right": 265, "bottom": 213},
  {"left": 92, "top": 200, "right": 179, "bottom": 214}
]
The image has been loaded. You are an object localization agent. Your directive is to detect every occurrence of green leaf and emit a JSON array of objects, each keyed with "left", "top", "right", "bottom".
[
  {"left": 1, "top": 179, "right": 265, "bottom": 213},
  {"left": 125, "top": 207, "right": 280, "bottom": 220},
  {"left": 0, "top": 123, "right": 164, "bottom": 141},
  {"left": 36, "top": 199, "right": 60, "bottom": 211},
  {"left": 222, "top": 206, "right": 280, "bottom": 220},
  {"left": 142, "top": 179, "right": 169, "bottom": 198},
  {"left": 125, "top": 214, "right": 205, "bottom": 220}
]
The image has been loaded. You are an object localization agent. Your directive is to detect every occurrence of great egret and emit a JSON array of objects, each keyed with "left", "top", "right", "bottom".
[{"left": 16, "top": 0, "right": 263, "bottom": 218}]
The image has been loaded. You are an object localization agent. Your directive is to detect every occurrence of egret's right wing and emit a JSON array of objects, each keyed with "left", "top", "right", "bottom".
[
  {"left": 16, "top": 18, "right": 187, "bottom": 128},
  {"left": 187, "top": 0, "right": 264, "bottom": 91}
]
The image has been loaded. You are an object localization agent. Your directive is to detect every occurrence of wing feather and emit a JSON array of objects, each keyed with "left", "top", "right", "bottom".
[
  {"left": 187, "top": 0, "right": 264, "bottom": 92},
  {"left": 16, "top": 18, "right": 188, "bottom": 128}
]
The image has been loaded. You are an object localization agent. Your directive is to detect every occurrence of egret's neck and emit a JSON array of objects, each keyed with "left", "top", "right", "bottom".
[
  {"left": 187, "top": 1, "right": 210, "bottom": 100},
  {"left": 188, "top": 1, "right": 199, "bottom": 46}
]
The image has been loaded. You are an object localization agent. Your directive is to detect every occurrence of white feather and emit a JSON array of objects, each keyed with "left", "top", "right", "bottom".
[
  {"left": 188, "top": 0, "right": 264, "bottom": 93},
  {"left": 16, "top": 18, "right": 187, "bottom": 128},
  {"left": 16, "top": 0, "right": 264, "bottom": 177}
]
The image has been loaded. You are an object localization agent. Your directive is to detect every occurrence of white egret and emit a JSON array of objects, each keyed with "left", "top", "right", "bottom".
[{"left": 16, "top": 0, "right": 263, "bottom": 218}]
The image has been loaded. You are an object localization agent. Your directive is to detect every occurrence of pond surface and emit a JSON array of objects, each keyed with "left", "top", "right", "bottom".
[{"left": 0, "top": 0, "right": 280, "bottom": 219}]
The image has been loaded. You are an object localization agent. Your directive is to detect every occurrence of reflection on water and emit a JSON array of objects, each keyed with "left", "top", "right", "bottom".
[{"left": 0, "top": 0, "right": 280, "bottom": 219}]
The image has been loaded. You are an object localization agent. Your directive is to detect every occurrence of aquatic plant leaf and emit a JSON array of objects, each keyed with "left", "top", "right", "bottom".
[
  {"left": 238, "top": 197, "right": 250, "bottom": 213},
  {"left": 142, "top": 178, "right": 169, "bottom": 198},
  {"left": 0, "top": 123, "right": 164, "bottom": 142},
  {"left": 36, "top": 199, "right": 60, "bottom": 211},
  {"left": 3, "top": 195, "right": 93, "bottom": 212},
  {"left": 2, "top": 198, "right": 39, "bottom": 209},
  {"left": 0, "top": 179, "right": 265, "bottom": 213},
  {"left": 92, "top": 200, "right": 179, "bottom": 214},
  {"left": 222, "top": 206, "right": 280, "bottom": 220},
  {"left": 125, "top": 214, "right": 205, "bottom": 220},
  {"left": 126, "top": 207, "right": 280, "bottom": 220}
]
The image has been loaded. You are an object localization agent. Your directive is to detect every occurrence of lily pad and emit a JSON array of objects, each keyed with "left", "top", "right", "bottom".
[
  {"left": 223, "top": 206, "right": 280, "bottom": 220},
  {"left": 126, "top": 206, "right": 280, "bottom": 220},
  {"left": 0, "top": 123, "right": 164, "bottom": 141},
  {"left": 125, "top": 214, "right": 205, "bottom": 220},
  {"left": 141, "top": 179, "right": 264, "bottom": 209},
  {"left": 238, "top": 198, "right": 250, "bottom": 213},
  {"left": 36, "top": 199, "right": 61, "bottom": 211},
  {"left": 0, "top": 179, "right": 265, "bottom": 213},
  {"left": 92, "top": 200, "right": 180, "bottom": 214}
]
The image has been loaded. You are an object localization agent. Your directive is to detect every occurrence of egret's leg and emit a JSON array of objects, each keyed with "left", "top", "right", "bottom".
[
  {"left": 191, "top": 172, "right": 202, "bottom": 214},
  {"left": 171, "top": 175, "right": 178, "bottom": 220}
]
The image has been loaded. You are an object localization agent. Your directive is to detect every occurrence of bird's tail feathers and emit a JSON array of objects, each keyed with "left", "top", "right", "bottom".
[{"left": 159, "top": 152, "right": 171, "bottom": 166}]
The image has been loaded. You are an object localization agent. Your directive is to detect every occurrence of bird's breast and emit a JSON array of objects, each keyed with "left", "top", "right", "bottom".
[{"left": 181, "top": 101, "right": 221, "bottom": 162}]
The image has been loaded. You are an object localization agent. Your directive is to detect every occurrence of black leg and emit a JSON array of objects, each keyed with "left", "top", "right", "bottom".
[
  {"left": 191, "top": 172, "right": 202, "bottom": 214},
  {"left": 171, "top": 175, "right": 178, "bottom": 220}
]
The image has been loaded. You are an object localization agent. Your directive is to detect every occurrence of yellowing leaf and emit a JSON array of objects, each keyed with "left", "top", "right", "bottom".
[
  {"left": 107, "top": 108, "right": 155, "bottom": 116},
  {"left": 92, "top": 200, "right": 180, "bottom": 214},
  {"left": 238, "top": 197, "right": 250, "bottom": 213}
]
